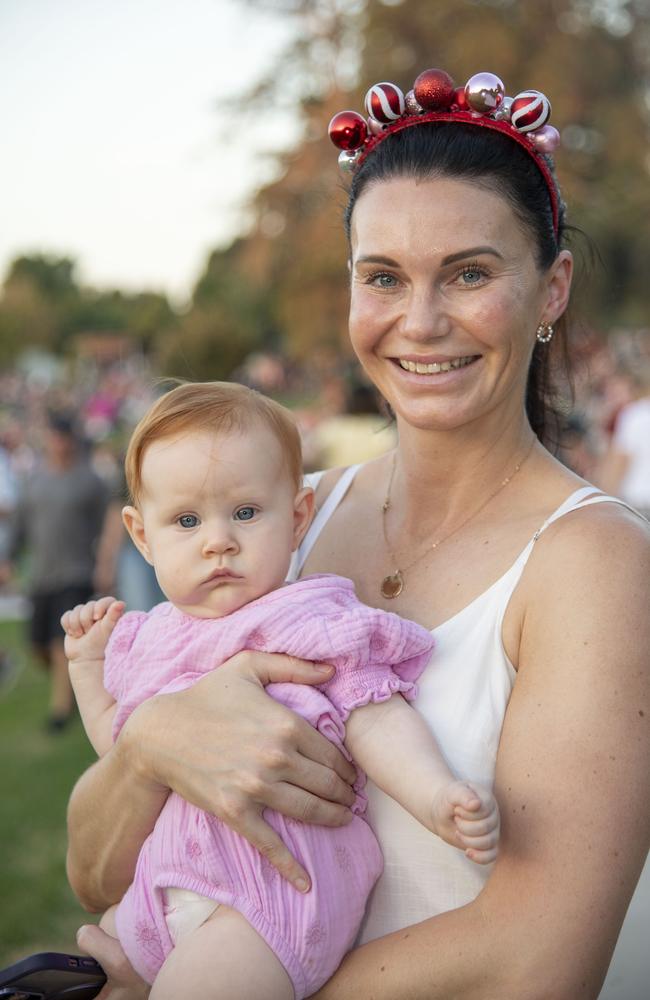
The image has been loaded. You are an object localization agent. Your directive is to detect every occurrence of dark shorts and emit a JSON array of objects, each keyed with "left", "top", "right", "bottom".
[{"left": 29, "top": 584, "right": 94, "bottom": 648}]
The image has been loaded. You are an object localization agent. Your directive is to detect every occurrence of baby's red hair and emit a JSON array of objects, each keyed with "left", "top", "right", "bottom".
[{"left": 125, "top": 381, "right": 303, "bottom": 505}]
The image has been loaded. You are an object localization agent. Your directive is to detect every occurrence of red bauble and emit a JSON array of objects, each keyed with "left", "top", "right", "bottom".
[
  {"left": 413, "top": 69, "right": 455, "bottom": 111},
  {"left": 364, "top": 82, "right": 405, "bottom": 124},
  {"left": 453, "top": 86, "right": 469, "bottom": 110},
  {"left": 328, "top": 110, "right": 368, "bottom": 151},
  {"left": 510, "top": 91, "right": 551, "bottom": 133}
]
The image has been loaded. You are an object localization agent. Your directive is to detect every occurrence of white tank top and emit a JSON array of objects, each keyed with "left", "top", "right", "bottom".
[{"left": 288, "top": 470, "right": 637, "bottom": 943}]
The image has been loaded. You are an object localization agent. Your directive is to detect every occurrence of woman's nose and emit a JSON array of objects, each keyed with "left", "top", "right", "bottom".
[{"left": 401, "top": 287, "right": 451, "bottom": 342}]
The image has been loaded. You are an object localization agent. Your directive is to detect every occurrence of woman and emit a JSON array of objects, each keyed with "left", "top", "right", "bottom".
[{"left": 67, "top": 70, "right": 649, "bottom": 999}]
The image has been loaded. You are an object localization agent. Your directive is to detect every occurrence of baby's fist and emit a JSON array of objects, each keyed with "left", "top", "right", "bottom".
[
  {"left": 433, "top": 780, "right": 500, "bottom": 865},
  {"left": 451, "top": 782, "right": 500, "bottom": 865},
  {"left": 61, "top": 596, "right": 125, "bottom": 662}
]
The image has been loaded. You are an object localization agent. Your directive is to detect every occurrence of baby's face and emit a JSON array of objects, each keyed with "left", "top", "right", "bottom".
[{"left": 130, "top": 424, "right": 311, "bottom": 618}]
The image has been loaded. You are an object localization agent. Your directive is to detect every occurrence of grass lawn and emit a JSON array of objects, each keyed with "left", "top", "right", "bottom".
[{"left": 0, "top": 619, "right": 98, "bottom": 966}]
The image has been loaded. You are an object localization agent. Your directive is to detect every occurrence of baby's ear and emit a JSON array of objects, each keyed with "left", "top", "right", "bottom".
[
  {"left": 292, "top": 487, "right": 315, "bottom": 550},
  {"left": 122, "top": 506, "right": 153, "bottom": 564}
]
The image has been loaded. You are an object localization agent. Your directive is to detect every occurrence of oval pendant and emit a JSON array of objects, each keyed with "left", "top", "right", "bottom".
[{"left": 380, "top": 571, "right": 404, "bottom": 599}]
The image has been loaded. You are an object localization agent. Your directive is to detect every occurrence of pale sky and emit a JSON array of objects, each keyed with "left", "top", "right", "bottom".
[{"left": 0, "top": 0, "right": 297, "bottom": 304}]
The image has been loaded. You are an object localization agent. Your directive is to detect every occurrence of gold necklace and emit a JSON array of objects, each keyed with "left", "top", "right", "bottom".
[{"left": 380, "top": 438, "right": 536, "bottom": 599}]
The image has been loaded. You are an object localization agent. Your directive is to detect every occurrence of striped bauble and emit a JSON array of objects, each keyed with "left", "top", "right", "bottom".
[
  {"left": 510, "top": 91, "right": 551, "bottom": 133},
  {"left": 364, "top": 82, "right": 405, "bottom": 124}
]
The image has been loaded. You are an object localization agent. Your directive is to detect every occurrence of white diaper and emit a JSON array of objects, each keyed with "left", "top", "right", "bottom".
[{"left": 162, "top": 887, "right": 220, "bottom": 944}]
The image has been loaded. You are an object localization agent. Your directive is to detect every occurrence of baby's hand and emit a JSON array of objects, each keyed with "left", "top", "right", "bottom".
[
  {"left": 432, "top": 780, "right": 500, "bottom": 865},
  {"left": 61, "top": 597, "right": 125, "bottom": 663}
]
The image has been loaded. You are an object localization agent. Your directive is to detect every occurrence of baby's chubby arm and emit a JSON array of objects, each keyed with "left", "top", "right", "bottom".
[
  {"left": 345, "top": 695, "right": 499, "bottom": 864},
  {"left": 61, "top": 597, "right": 123, "bottom": 757}
]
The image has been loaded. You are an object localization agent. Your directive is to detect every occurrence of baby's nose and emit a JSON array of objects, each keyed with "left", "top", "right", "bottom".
[{"left": 202, "top": 526, "right": 238, "bottom": 555}]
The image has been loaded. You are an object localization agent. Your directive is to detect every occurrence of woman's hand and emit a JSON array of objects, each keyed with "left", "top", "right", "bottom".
[
  {"left": 122, "top": 651, "right": 357, "bottom": 892},
  {"left": 76, "top": 925, "right": 149, "bottom": 1000}
]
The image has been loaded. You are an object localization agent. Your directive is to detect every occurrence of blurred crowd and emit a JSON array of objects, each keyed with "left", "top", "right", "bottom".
[
  {"left": 556, "top": 328, "right": 650, "bottom": 512},
  {"left": 0, "top": 327, "right": 648, "bottom": 728}
]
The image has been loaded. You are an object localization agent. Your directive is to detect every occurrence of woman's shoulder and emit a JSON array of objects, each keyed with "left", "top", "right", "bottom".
[
  {"left": 309, "top": 455, "right": 388, "bottom": 506},
  {"left": 539, "top": 485, "right": 648, "bottom": 546},
  {"left": 525, "top": 487, "right": 649, "bottom": 602},
  {"left": 506, "top": 483, "right": 649, "bottom": 677},
  {"left": 309, "top": 464, "right": 353, "bottom": 498}
]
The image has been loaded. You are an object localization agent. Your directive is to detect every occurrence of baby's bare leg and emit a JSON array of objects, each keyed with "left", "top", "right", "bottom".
[
  {"left": 79, "top": 907, "right": 149, "bottom": 997},
  {"left": 99, "top": 903, "right": 119, "bottom": 937},
  {"left": 150, "top": 904, "right": 294, "bottom": 1000}
]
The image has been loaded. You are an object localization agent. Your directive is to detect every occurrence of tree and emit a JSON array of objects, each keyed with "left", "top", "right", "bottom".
[
  {"left": 220, "top": 0, "right": 650, "bottom": 355},
  {"left": 0, "top": 254, "right": 178, "bottom": 364}
]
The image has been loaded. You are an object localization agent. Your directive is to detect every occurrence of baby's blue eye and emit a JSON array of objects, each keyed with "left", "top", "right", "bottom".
[
  {"left": 178, "top": 514, "right": 199, "bottom": 528},
  {"left": 234, "top": 506, "right": 256, "bottom": 521}
]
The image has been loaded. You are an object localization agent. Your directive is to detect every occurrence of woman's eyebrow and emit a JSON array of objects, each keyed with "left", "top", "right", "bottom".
[
  {"left": 355, "top": 247, "right": 504, "bottom": 268},
  {"left": 354, "top": 254, "right": 400, "bottom": 266},
  {"left": 442, "top": 246, "right": 503, "bottom": 265}
]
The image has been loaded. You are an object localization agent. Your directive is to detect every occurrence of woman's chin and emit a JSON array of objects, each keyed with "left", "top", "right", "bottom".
[
  {"left": 389, "top": 391, "right": 486, "bottom": 433},
  {"left": 395, "top": 408, "right": 478, "bottom": 433}
]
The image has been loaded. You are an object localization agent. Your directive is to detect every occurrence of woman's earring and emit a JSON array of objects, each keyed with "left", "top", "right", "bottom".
[{"left": 536, "top": 321, "right": 554, "bottom": 344}]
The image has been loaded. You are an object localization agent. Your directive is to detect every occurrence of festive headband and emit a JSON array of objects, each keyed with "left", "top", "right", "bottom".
[{"left": 328, "top": 69, "right": 560, "bottom": 236}]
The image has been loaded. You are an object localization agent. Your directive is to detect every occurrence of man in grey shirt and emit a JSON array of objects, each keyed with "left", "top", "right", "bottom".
[{"left": 6, "top": 414, "right": 108, "bottom": 730}]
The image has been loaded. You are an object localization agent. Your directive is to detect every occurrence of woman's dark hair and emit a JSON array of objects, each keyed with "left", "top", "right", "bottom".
[{"left": 344, "top": 123, "right": 570, "bottom": 447}]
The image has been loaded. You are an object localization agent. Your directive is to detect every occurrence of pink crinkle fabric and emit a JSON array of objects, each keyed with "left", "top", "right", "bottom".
[{"left": 105, "top": 574, "right": 434, "bottom": 998}]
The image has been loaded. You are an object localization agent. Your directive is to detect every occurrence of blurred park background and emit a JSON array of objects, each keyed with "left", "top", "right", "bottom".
[{"left": 1, "top": 0, "right": 648, "bottom": 994}]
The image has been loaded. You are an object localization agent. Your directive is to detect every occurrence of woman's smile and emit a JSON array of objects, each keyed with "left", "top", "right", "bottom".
[
  {"left": 396, "top": 354, "right": 479, "bottom": 374},
  {"left": 391, "top": 354, "right": 483, "bottom": 387}
]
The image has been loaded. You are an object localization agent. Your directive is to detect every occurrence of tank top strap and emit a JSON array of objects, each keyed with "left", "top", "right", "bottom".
[
  {"left": 484, "top": 488, "right": 641, "bottom": 651},
  {"left": 531, "top": 487, "right": 645, "bottom": 543},
  {"left": 293, "top": 464, "right": 362, "bottom": 575},
  {"left": 488, "top": 488, "right": 640, "bottom": 615}
]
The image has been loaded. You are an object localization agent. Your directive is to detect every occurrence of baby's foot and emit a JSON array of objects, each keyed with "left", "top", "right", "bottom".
[{"left": 432, "top": 781, "right": 500, "bottom": 865}]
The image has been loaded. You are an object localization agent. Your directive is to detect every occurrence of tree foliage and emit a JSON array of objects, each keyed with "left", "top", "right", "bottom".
[
  {"left": 2, "top": 2, "right": 648, "bottom": 373},
  {"left": 0, "top": 253, "right": 178, "bottom": 366},
  {"left": 216, "top": 0, "right": 650, "bottom": 358}
]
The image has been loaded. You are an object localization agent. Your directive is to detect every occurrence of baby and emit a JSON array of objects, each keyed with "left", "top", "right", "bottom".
[{"left": 62, "top": 381, "right": 499, "bottom": 1000}]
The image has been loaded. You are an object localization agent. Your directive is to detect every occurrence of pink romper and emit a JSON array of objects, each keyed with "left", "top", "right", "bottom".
[{"left": 105, "top": 574, "right": 434, "bottom": 998}]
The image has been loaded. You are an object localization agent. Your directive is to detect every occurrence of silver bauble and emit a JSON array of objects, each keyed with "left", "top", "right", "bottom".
[
  {"left": 494, "top": 96, "right": 513, "bottom": 122},
  {"left": 465, "top": 72, "right": 505, "bottom": 113},
  {"left": 338, "top": 148, "right": 362, "bottom": 173}
]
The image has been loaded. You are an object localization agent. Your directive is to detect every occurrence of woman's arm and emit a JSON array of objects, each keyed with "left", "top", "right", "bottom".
[
  {"left": 67, "top": 735, "right": 168, "bottom": 912},
  {"left": 67, "top": 652, "right": 357, "bottom": 910},
  {"left": 313, "top": 506, "right": 650, "bottom": 1000}
]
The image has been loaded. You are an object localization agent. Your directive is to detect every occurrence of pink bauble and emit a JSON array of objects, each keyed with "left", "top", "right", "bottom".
[
  {"left": 367, "top": 116, "right": 385, "bottom": 137},
  {"left": 413, "top": 68, "right": 455, "bottom": 111},
  {"left": 364, "top": 82, "right": 405, "bottom": 124},
  {"left": 328, "top": 110, "right": 368, "bottom": 151},
  {"left": 528, "top": 124, "right": 560, "bottom": 154},
  {"left": 510, "top": 90, "right": 551, "bottom": 133},
  {"left": 464, "top": 72, "right": 505, "bottom": 113},
  {"left": 404, "top": 89, "right": 423, "bottom": 115}
]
